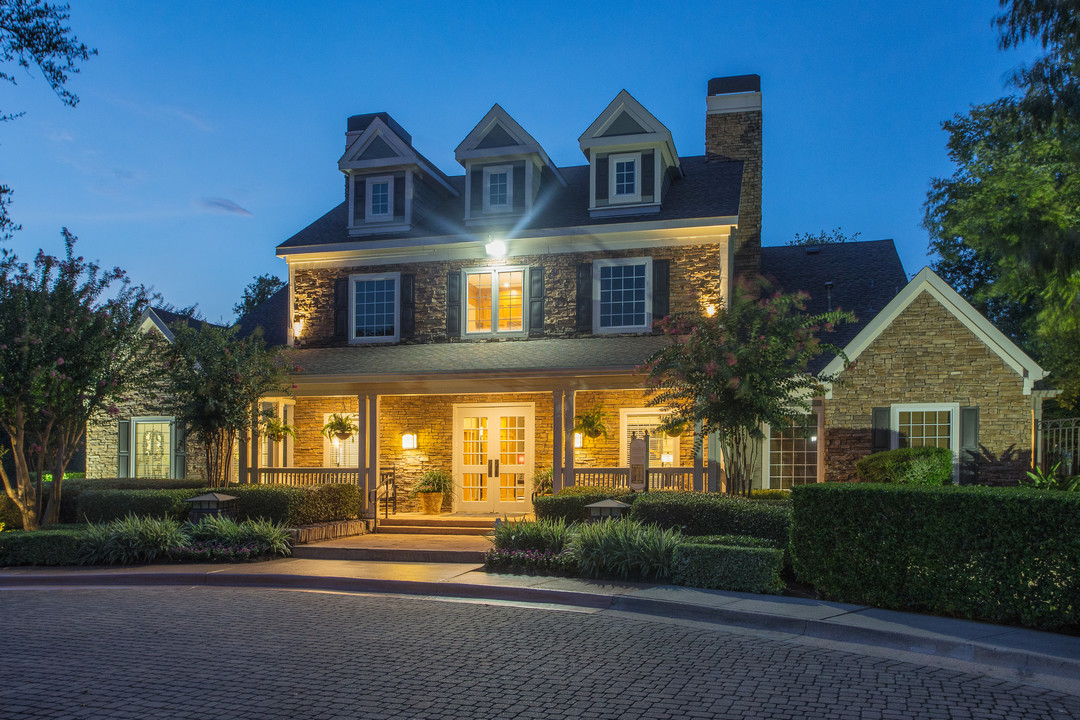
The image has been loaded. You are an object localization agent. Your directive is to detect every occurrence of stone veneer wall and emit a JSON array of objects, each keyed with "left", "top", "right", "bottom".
[
  {"left": 705, "top": 109, "right": 761, "bottom": 278},
  {"left": 825, "top": 292, "right": 1033, "bottom": 485},
  {"left": 292, "top": 244, "right": 723, "bottom": 348}
]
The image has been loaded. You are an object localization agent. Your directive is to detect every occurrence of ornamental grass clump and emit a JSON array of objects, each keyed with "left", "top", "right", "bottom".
[
  {"left": 187, "top": 515, "right": 291, "bottom": 556},
  {"left": 78, "top": 515, "right": 188, "bottom": 565},
  {"left": 490, "top": 517, "right": 571, "bottom": 553},
  {"left": 572, "top": 517, "right": 683, "bottom": 581}
]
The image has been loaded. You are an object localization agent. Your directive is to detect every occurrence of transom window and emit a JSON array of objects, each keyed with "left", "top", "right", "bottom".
[
  {"left": 350, "top": 272, "right": 399, "bottom": 343},
  {"left": 365, "top": 175, "right": 393, "bottom": 222},
  {"left": 465, "top": 267, "right": 525, "bottom": 334},
  {"left": 482, "top": 165, "right": 513, "bottom": 212},
  {"left": 608, "top": 152, "right": 642, "bottom": 202},
  {"left": 594, "top": 258, "right": 651, "bottom": 333}
]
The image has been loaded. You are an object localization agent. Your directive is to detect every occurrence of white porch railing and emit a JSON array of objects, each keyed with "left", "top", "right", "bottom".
[
  {"left": 254, "top": 467, "right": 361, "bottom": 486},
  {"left": 572, "top": 467, "right": 696, "bottom": 491}
]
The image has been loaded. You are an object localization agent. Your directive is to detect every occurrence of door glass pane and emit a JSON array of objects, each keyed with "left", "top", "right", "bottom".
[
  {"left": 500, "top": 415, "right": 526, "bottom": 465},
  {"left": 463, "top": 416, "right": 488, "bottom": 465},
  {"left": 463, "top": 472, "right": 487, "bottom": 502},
  {"left": 496, "top": 271, "right": 523, "bottom": 331},
  {"left": 134, "top": 422, "right": 170, "bottom": 479},
  {"left": 769, "top": 414, "right": 818, "bottom": 489},
  {"left": 467, "top": 273, "right": 492, "bottom": 332},
  {"left": 501, "top": 473, "right": 525, "bottom": 502}
]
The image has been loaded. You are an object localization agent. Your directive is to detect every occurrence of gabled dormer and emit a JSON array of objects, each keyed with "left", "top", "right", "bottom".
[
  {"left": 578, "top": 90, "right": 683, "bottom": 219},
  {"left": 338, "top": 113, "right": 457, "bottom": 236},
  {"left": 455, "top": 104, "right": 565, "bottom": 227}
]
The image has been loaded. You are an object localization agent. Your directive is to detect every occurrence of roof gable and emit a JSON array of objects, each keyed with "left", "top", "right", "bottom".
[
  {"left": 578, "top": 89, "right": 680, "bottom": 169},
  {"left": 475, "top": 123, "right": 518, "bottom": 149},
  {"left": 822, "top": 267, "right": 1048, "bottom": 394},
  {"left": 339, "top": 116, "right": 418, "bottom": 170}
]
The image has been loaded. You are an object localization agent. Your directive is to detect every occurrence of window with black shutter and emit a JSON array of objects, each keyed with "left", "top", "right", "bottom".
[
  {"left": 529, "top": 266, "right": 544, "bottom": 337},
  {"left": 576, "top": 262, "right": 593, "bottom": 332},
  {"left": 334, "top": 278, "right": 348, "bottom": 339},
  {"left": 446, "top": 272, "right": 462, "bottom": 337}
]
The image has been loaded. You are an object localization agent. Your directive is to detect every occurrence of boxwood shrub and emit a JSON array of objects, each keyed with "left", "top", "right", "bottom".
[
  {"left": 75, "top": 489, "right": 196, "bottom": 523},
  {"left": 629, "top": 492, "right": 791, "bottom": 545},
  {"left": 791, "top": 483, "right": 1080, "bottom": 631},
  {"left": 672, "top": 543, "right": 785, "bottom": 594},
  {"left": 0, "top": 526, "right": 85, "bottom": 566},
  {"left": 533, "top": 488, "right": 638, "bottom": 524},
  {"left": 855, "top": 447, "right": 952, "bottom": 485}
]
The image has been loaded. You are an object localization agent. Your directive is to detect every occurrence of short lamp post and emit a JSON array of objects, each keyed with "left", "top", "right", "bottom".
[
  {"left": 585, "top": 499, "right": 630, "bottom": 523},
  {"left": 185, "top": 492, "right": 238, "bottom": 523}
]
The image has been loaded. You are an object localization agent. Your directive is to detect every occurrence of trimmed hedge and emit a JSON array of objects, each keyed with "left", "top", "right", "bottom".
[
  {"left": 791, "top": 483, "right": 1080, "bottom": 631},
  {"left": 672, "top": 544, "right": 785, "bottom": 594},
  {"left": 0, "top": 526, "right": 85, "bottom": 566},
  {"left": 690, "top": 534, "right": 781, "bottom": 550},
  {"left": 75, "top": 489, "right": 197, "bottom": 523},
  {"left": 629, "top": 492, "right": 791, "bottom": 544},
  {"left": 533, "top": 488, "right": 638, "bottom": 524},
  {"left": 855, "top": 447, "right": 952, "bottom": 485}
]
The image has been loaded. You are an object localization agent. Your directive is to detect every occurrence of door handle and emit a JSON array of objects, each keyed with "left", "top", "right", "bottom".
[
  {"left": 494, "top": 459, "right": 500, "bottom": 476},
  {"left": 487, "top": 459, "right": 493, "bottom": 477}
]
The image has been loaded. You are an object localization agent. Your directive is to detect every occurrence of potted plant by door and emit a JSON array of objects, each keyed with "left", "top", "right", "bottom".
[
  {"left": 573, "top": 404, "right": 609, "bottom": 440},
  {"left": 320, "top": 413, "right": 358, "bottom": 442},
  {"left": 411, "top": 469, "right": 452, "bottom": 514}
]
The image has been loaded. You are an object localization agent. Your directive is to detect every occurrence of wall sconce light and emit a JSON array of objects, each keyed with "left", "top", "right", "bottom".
[
  {"left": 705, "top": 304, "right": 717, "bottom": 317},
  {"left": 293, "top": 319, "right": 303, "bottom": 338},
  {"left": 401, "top": 430, "right": 418, "bottom": 450},
  {"left": 574, "top": 432, "right": 583, "bottom": 448},
  {"left": 485, "top": 238, "right": 507, "bottom": 258}
]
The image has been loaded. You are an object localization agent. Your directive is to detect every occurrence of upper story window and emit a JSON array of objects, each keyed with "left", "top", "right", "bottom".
[
  {"left": 365, "top": 175, "right": 393, "bottom": 222},
  {"left": 593, "top": 257, "right": 651, "bottom": 333},
  {"left": 350, "top": 272, "right": 399, "bottom": 343},
  {"left": 609, "top": 152, "right": 641, "bottom": 203},
  {"left": 482, "top": 165, "right": 512, "bottom": 213},
  {"left": 465, "top": 267, "right": 525, "bottom": 334}
]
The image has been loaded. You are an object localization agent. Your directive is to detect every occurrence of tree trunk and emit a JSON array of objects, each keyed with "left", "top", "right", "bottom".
[{"left": 41, "top": 436, "right": 68, "bottom": 527}]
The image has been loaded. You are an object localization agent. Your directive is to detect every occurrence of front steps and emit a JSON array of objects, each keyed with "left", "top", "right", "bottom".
[
  {"left": 289, "top": 515, "right": 505, "bottom": 563},
  {"left": 376, "top": 516, "right": 496, "bottom": 536}
]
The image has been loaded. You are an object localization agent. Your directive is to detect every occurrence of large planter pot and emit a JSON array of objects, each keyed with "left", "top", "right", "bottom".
[{"left": 418, "top": 492, "right": 443, "bottom": 514}]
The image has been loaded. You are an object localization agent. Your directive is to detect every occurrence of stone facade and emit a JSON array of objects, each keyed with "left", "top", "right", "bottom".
[
  {"left": 292, "top": 244, "right": 724, "bottom": 348},
  {"left": 705, "top": 109, "right": 762, "bottom": 278},
  {"left": 824, "top": 292, "right": 1034, "bottom": 485}
]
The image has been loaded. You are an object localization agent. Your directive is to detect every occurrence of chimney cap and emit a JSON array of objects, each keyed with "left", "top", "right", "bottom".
[{"left": 708, "top": 74, "right": 761, "bottom": 96}]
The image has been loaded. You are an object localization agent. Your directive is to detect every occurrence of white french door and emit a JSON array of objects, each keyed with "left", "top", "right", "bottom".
[{"left": 453, "top": 403, "right": 534, "bottom": 513}]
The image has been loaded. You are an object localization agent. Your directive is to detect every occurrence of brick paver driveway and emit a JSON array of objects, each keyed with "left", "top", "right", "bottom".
[{"left": 2, "top": 587, "right": 1078, "bottom": 719}]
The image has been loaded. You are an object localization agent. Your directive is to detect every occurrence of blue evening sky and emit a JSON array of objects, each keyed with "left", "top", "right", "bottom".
[{"left": 2, "top": 1, "right": 1036, "bottom": 321}]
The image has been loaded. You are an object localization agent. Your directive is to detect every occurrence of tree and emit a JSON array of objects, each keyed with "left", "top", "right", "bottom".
[
  {"left": 164, "top": 324, "right": 291, "bottom": 486},
  {"left": 640, "top": 276, "right": 852, "bottom": 496},
  {"left": 234, "top": 273, "right": 285, "bottom": 320},
  {"left": 0, "top": 230, "right": 157, "bottom": 529},
  {"left": 787, "top": 227, "right": 861, "bottom": 246},
  {"left": 1, "top": 0, "right": 95, "bottom": 238}
]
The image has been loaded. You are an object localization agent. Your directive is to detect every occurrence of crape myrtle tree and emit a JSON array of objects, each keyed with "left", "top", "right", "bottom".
[
  {"left": 164, "top": 324, "right": 292, "bottom": 486},
  {"left": 0, "top": 231, "right": 157, "bottom": 529},
  {"left": 640, "top": 276, "right": 852, "bottom": 496}
]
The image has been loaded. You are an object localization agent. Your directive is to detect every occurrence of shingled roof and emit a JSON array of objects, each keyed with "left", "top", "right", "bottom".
[
  {"left": 277, "top": 155, "right": 743, "bottom": 250},
  {"left": 235, "top": 284, "right": 289, "bottom": 347}
]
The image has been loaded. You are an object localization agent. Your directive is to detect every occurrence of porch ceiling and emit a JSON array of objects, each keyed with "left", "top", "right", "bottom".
[{"left": 287, "top": 335, "right": 672, "bottom": 395}]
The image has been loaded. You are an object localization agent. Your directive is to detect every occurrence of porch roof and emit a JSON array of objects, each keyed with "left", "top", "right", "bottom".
[{"left": 288, "top": 335, "right": 671, "bottom": 393}]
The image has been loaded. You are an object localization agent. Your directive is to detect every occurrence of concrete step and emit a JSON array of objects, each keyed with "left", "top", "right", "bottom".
[
  {"left": 377, "top": 525, "right": 492, "bottom": 536},
  {"left": 291, "top": 544, "right": 486, "bottom": 563},
  {"left": 379, "top": 517, "right": 496, "bottom": 529}
]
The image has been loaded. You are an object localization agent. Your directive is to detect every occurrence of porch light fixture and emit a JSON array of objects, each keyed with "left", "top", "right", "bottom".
[
  {"left": 705, "top": 304, "right": 717, "bottom": 317},
  {"left": 573, "top": 432, "right": 583, "bottom": 448},
  {"left": 485, "top": 238, "right": 507, "bottom": 258},
  {"left": 293, "top": 320, "right": 303, "bottom": 338},
  {"left": 401, "top": 430, "right": 418, "bottom": 450}
]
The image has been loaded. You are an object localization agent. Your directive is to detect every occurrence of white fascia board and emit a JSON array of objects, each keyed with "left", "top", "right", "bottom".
[
  {"left": 821, "top": 267, "right": 1048, "bottom": 394},
  {"left": 579, "top": 90, "right": 669, "bottom": 144},
  {"left": 338, "top": 117, "right": 418, "bottom": 171},
  {"left": 456, "top": 104, "right": 565, "bottom": 186},
  {"left": 139, "top": 310, "right": 175, "bottom": 343},
  {"left": 706, "top": 92, "right": 763, "bottom": 114}
]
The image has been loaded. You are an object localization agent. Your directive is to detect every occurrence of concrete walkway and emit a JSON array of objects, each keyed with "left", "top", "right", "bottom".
[{"left": 3, "top": 558, "right": 1078, "bottom": 687}]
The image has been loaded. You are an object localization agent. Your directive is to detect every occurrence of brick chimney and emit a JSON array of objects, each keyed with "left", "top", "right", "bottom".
[{"left": 706, "top": 75, "right": 762, "bottom": 277}]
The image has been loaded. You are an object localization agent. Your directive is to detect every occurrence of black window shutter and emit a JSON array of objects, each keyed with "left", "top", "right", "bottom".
[
  {"left": 871, "top": 407, "right": 890, "bottom": 454},
  {"left": 352, "top": 177, "right": 365, "bottom": 222},
  {"left": 117, "top": 419, "right": 131, "bottom": 478},
  {"left": 394, "top": 174, "right": 405, "bottom": 218},
  {"left": 528, "top": 266, "right": 544, "bottom": 337},
  {"left": 400, "top": 274, "right": 415, "bottom": 339},
  {"left": 513, "top": 162, "right": 526, "bottom": 210},
  {"left": 576, "top": 262, "right": 593, "bottom": 333},
  {"left": 446, "top": 272, "right": 462, "bottom": 337},
  {"left": 595, "top": 158, "right": 608, "bottom": 201},
  {"left": 642, "top": 151, "right": 655, "bottom": 197},
  {"left": 334, "top": 278, "right": 349, "bottom": 339},
  {"left": 173, "top": 422, "right": 186, "bottom": 480},
  {"left": 959, "top": 406, "right": 980, "bottom": 485},
  {"left": 470, "top": 168, "right": 483, "bottom": 214},
  {"left": 652, "top": 259, "right": 670, "bottom": 326}
]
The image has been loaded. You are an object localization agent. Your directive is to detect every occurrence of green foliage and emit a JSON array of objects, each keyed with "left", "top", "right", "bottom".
[
  {"left": 533, "top": 488, "right": 637, "bottom": 524},
  {"left": 186, "top": 515, "right": 291, "bottom": 555},
  {"left": 75, "top": 489, "right": 196, "bottom": 523},
  {"left": 629, "top": 491, "right": 792, "bottom": 545},
  {"left": 855, "top": 447, "right": 953, "bottom": 485},
  {"left": 642, "top": 275, "right": 852, "bottom": 495},
  {"left": 234, "top": 273, "right": 286, "bottom": 320},
  {"left": 490, "top": 517, "right": 572, "bottom": 553},
  {"left": 572, "top": 518, "right": 683, "bottom": 581},
  {"left": 748, "top": 489, "right": 793, "bottom": 503},
  {"left": 1022, "top": 462, "right": 1080, "bottom": 491},
  {"left": 672, "top": 543, "right": 785, "bottom": 594},
  {"left": 532, "top": 466, "right": 553, "bottom": 497},
  {"left": 320, "top": 413, "right": 358, "bottom": 440},
  {"left": 689, "top": 533, "right": 781, "bottom": 549},
  {"left": 572, "top": 404, "right": 608, "bottom": 439},
  {"left": 787, "top": 227, "right": 861, "bottom": 246},
  {"left": 0, "top": 526, "right": 84, "bottom": 565},
  {"left": 260, "top": 414, "right": 296, "bottom": 442},
  {"left": 211, "top": 484, "right": 364, "bottom": 526},
  {"left": 78, "top": 515, "right": 187, "bottom": 565},
  {"left": 483, "top": 548, "right": 579, "bottom": 576},
  {"left": 57, "top": 477, "right": 207, "bottom": 523},
  {"left": 790, "top": 482, "right": 1080, "bottom": 631},
  {"left": 409, "top": 470, "right": 453, "bottom": 498}
]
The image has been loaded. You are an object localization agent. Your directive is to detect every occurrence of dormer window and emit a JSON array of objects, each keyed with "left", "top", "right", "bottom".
[
  {"left": 610, "top": 153, "right": 641, "bottom": 202},
  {"left": 366, "top": 175, "right": 393, "bottom": 222},
  {"left": 483, "top": 165, "right": 512, "bottom": 213}
]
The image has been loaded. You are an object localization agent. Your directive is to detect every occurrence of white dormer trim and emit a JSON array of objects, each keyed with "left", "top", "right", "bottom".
[
  {"left": 455, "top": 104, "right": 566, "bottom": 187},
  {"left": 821, "top": 267, "right": 1049, "bottom": 395},
  {"left": 578, "top": 90, "right": 681, "bottom": 171},
  {"left": 339, "top": 116, "right": 457, "bottom": 196}
]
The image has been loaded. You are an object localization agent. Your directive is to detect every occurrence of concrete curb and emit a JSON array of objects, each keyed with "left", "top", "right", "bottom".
[{"left": 4, "top": 570, "right": 1077, "bottom": 681}]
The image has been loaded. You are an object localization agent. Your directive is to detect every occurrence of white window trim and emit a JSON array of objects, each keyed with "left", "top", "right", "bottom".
[
  {"left": 593, "top": 257, "right": 652, "bottom": 334},
  {"left": 322, "top": 413, "right": 360, "bottom": 469},
  {"left": 608, "top": 152, "right": 642, "bottom": 203},
  {"left": 130, "top": 416, "right": 176, "bottom": 480},
  {"left": 365, "top": 175, "right": 394, "bottom": 223},
  {"left": 462, "top": 266, "right": 529, "bottom": 337},
  {"left": 349, "top": 271, "right": 400, "bottom": 345},
  {"left": 762, "top": 408, "right": 824, "bottom": 489},
  {"left": 482, "top": 165, "right": 513, "bottom": 213},
  {"left": 890, "top": 402, "right": 961, "bottom": 482},
  {"left": 618, "top": 408, "right": 680, "bottom": 467}
]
